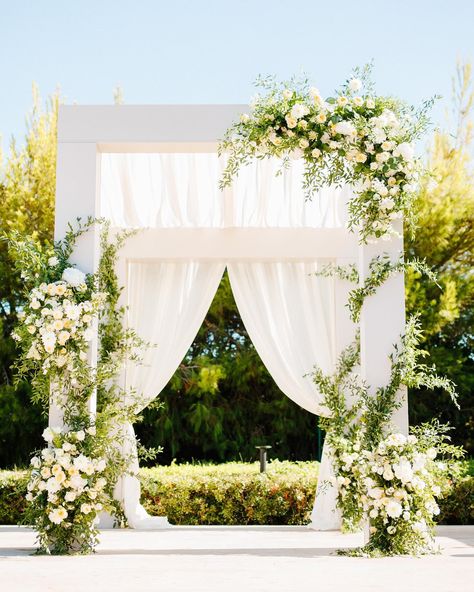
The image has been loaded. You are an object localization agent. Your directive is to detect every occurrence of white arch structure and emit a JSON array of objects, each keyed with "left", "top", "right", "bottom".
[{"left": 52, "top": 105, "right": 407, "bottom": 530}]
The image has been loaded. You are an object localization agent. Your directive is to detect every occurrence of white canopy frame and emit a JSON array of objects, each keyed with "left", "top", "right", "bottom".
[{"left": 52, "top": 105, "right": 408, "bottom": 529}]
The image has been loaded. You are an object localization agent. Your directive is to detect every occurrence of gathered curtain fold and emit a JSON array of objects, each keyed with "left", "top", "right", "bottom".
[
  {"left": 99, "top": 153, "right": 355, "bottom": 531},
  {"left": 117, "top": 260, "right": 225, "bottom": 528},
  {"left": 227, "top": 261, "right": 341, "bottom": 530}
]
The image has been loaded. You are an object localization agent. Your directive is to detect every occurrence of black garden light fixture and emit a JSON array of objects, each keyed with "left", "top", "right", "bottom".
[{"left": 255, "top": 445, "right": 272, "bottom": 473}]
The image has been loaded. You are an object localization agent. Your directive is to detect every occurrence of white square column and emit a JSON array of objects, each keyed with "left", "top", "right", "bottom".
[
  {"left": 49, "top": 141, "right": 101, "bottom": 427},
  {"left": 359, "top": 222, "right": 408, "bottom": 435}
]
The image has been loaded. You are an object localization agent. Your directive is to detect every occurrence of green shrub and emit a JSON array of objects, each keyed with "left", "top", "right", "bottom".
[
  {"left": 0, "top": 470, "right": 29, "bottom": 524},
  {"left": 140, "top": 461, "right": 318, "bottom": 525},
  {"left": 0, "top": 461, "right": 472, "bottom": 526}
]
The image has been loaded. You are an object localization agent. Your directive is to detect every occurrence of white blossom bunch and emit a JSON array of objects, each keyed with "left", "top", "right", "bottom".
[
  {"left": 12, "top": 266, "right": 106, "bottom": 381},
  {"left": 358, "top": 432, "right": 449, "bottom": 555},
  {"left": 328, "top": 435, "right": 367, "bottom": 532},
  {"left": 219, "top": 68, "right": 433, "bottom": 243},
  {"left": 26, "top": 425, "right": 110, "bottom": 553}
]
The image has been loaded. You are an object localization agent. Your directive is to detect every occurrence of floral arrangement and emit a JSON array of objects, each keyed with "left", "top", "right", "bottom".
[
  {"left": 26, "top": 426, "right": 110, "bottom": 554},
  {"left": 219, "top": 67, "right": 435, "bottom": 243},
  {"left": 352, "top": 428, "right": 462, "bottom": 556},
  {"left": 8, "top": 220, "right": 145, "bottom": 554},
  {"left": 12, "top": 263, "right": 105, "bottom": 412}
]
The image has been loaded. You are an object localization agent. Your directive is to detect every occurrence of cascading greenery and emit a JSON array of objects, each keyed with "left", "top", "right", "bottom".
[
  {"left": 219, "top": 66, "right": 464, "bottom": 555},
  {"left": 8, "top": 220, "right": 146, "bottom": 554}
]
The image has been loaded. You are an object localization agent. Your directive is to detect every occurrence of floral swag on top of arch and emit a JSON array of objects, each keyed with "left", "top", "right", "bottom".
[{"left": 10, "top": 67, "right": 462, "bottom": 556}]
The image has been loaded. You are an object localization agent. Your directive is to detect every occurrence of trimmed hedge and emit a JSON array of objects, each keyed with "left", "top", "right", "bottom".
[
  {"left": 141, "top": 461, "right": 317, "bottom": 525},
  {"left": 1, "top": 461, "right": 473, "bottom": 526}
]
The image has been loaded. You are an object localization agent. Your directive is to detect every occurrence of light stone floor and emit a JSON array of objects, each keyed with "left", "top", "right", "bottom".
[{"left": 0, "top": 525, "right": 473, "bottom": 592}]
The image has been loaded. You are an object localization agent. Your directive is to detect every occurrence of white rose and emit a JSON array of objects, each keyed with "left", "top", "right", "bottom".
[
  {"left": 65, "top": 491, "right": 76, "bottom": 502},
  {"left": 387, "top": 525, "right": 397, "bottom": 535},
  {"left": 334, "top": 121, "right": 356, "bottom": 136},
  {"left": 49, "top": 507, "right": 68, "bottom": 524},
  {"left": 393, "top": 460, "right": 413, "bottom": 484},
  {"left": 30, "top": 456, "right": 41, "bottom": 469},
  {"left": 48, "top": 256, "right": 59, "bottom": 267},
  {"left": 386, "top": 500, "right": 403, "bottom": 518},
  {"left": 368, "top": 487, "right": 383, "bottom": 499},
  {"left": 289, "top": 148, "right": 304, "bottom": 160},
  {"left": 290, "top": 103, "right": 309, "bottom": 120},
  {"left": 282, "top": 89, "right": 293, "bottom": 100},
  {"left": 311, "top": 148, "right": 322, "bottom": 158},
  {"left": 42, "top": 427, "right": 60, "bottom": 443},
  {"left": 62, "top": 267, "right": 86, "bottom": 288},
  {"left": 96, "top": 459, "right": 107, "bottom": 472},
  {"left": 348, "top": 78, "right": 362, "bottom": 92},
  {"left": 81, "top": 503, "right": 92, "bottom": 515},
  {"left": 285, "top": 114, "right": 298, "bottom": 129},
  {"left": 372, "top": 127, "right": 387, "bottom": 144},
  {"left": 393, "top": 142, "right": 414, "bottom": 161},
  {"left": 299, "top": 138, "right": 309, "bottom": 149},
  {"left": 75, "top": 430, "right": 86, "bottom": 441},
  {"left": 309, "top": 87, "right": 321, "bottom": 101}
]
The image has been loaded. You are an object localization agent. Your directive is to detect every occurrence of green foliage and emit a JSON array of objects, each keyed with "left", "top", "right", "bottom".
[
  {"left": 219, "top": 65, "right": 433, "bottom": 242},
  {"left": 1, "top": 462, "right": 471, "bottom": 527},
  {"left": 141, "top": 461, "right": 317, "bottom": 525},
  {"left": 0, "top": 86, "right": 59, "bottom": 467},
  {"left": 406, "top": 62, "right": 474, "bottom": 453}
]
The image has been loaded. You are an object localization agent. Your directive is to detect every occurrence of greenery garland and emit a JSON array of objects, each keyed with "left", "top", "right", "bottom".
[
  {"left": 9, "top": 220, "right": 146, "bottom": 554},
  {"left": 219, "top": 65, "right": 437, "bottom": 243},
  {"left": 220, "top": 66, "right": 463, "bottom": 555}
]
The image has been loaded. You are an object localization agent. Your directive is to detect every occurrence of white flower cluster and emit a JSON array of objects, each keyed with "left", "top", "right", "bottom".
[
  {"left": 359, "top": 432, "right": 445, "bottom": 553},
  {"left": 27, "top": 426, "right": 107, "bottom": 526},
  {"left": 222, "top": 75, "right": 420, "bottom": 242},
  {"left": 13, "top": 267, "right": 105, "bottom": 377}
]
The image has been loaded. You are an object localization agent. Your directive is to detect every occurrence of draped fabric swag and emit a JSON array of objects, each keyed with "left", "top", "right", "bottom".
[{"left": 100, "top": 152, "right": 353, "bottom": 530}]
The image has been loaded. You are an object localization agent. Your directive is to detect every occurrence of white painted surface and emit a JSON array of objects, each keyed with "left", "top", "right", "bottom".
[
  {"left": 0, "top": 526, "right": 472, "bottom": 592},
  {"left": 359, "top": 221, "right": 408, "bottom": 434},
  {"left": 53, "top": 104, "right": 409, "bottom": 529}
]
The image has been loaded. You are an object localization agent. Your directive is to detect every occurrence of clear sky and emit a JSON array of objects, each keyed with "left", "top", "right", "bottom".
[{"left": 1, "top": 0, "right": 474, "bottom": 148}]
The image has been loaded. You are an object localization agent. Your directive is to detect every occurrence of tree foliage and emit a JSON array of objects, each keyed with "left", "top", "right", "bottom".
[
  {"left": 405, "top": 62, "right": 474, "bottom": 452},
  {"left": 0, "top": 86, "right": 59, "bottom": 465},
  {"left": 1, "top": 66, "right": 473, "bottom": 467}
]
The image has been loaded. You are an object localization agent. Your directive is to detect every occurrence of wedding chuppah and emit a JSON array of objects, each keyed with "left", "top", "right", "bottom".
[
  {"left": 13, "top": 72, "right": 458, "bottom": 556},
  {"left": 52, "top": 98, "right": 406, "bottom": 532}
]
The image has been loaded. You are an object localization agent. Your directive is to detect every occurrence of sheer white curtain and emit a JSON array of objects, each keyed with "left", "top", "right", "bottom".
[
  {"left": 100, "top": 153, "right": 350, "bottom": 229},
  {"left": 99, "top": 153, "right": 354, "bottom": 530},
  {"left": 117, "top": 260, "right": 225, "bottom": 528},
  {"left": 228, "top": 261, "right": 341, "bottom": 530}
]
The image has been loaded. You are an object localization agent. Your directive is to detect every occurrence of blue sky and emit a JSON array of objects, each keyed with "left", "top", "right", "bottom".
[{"left": 1, "top": 0, "right": 474, "bottom": 149}]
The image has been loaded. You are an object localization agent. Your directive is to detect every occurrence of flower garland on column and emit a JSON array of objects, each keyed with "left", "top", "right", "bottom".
[
  {"left": 219, "top": 66, "right": 463, "bottom": 556},
  {"left": 9, "top": 220, "right": 146, "bottom": 554}
]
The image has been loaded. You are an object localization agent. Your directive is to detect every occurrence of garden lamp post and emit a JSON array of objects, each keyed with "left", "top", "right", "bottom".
[{"left": 255, "top": 445, "right": 272, "bottom": 473}]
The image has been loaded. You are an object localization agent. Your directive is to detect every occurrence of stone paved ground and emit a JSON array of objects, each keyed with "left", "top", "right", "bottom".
[{"left": 0, "top": 525, "right": 473, "bottom": 592}]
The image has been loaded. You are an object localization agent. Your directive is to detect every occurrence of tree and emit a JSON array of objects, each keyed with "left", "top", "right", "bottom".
[
  {"left": 0, "top": 85, "right": 59, "bottom": 466},
  {"left": 406, "top": 62, "right": 474, "bottom": 453}
]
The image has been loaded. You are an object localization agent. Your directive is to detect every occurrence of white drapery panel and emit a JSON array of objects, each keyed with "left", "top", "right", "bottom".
[
  {"left": 227, "top": 261, "right": 335, "bottom": 416},
  {"left": 118, "top": 260, "right": 225, "bottom": 528},
  {"left": 228, "top": 261, "right": 340, "bottom": 530},
  {"left": 99, "top": 153, "right": 354, "bottom": 531},
  {"left": 100, "top": 153, "right": 350, "bottom": 229}
]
